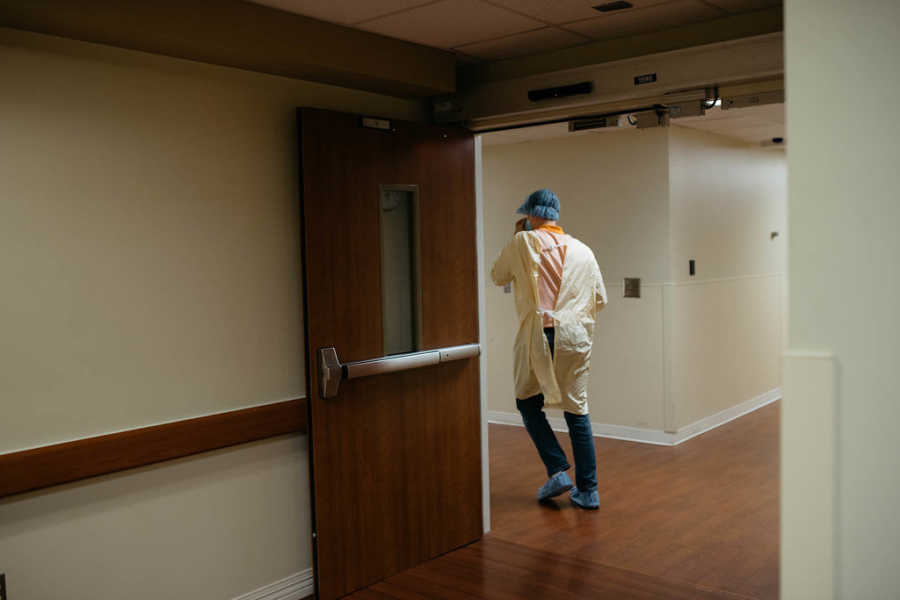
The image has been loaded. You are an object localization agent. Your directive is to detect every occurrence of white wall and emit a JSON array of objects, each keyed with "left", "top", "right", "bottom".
[
  {"left": 783, "top": 1, "right": 900, "bottom": 597},
  {"left": 666, "top": 126, "right": 786, "bottom": 429},
  {"left": 482, "top": 128, "right": 671, "bottom": 430},
  {"left": 481, "top": 124, "right": 785, "bottom": 437},
  {"left": 0, "top": 27, "right": 424, "bottom": 599}
]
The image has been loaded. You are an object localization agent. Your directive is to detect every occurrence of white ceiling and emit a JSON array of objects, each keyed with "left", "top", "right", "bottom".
[
  {"left": 249, "top": 0, "right": 782, "bottom": 61},
  {"left": 675, "top": 102, "right": 784, "bottom": 144},
  {"left": 482, "top": 102, "right": 785, "bottom": 147}
]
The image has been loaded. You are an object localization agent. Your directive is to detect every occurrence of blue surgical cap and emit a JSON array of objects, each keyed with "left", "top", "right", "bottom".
[{"left": 516, "top": 189, "right": 560, "bottom": 221}]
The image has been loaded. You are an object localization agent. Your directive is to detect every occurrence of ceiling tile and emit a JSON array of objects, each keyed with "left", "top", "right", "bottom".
[
  {"left": 737, "top": 124, "right": 785, "bottom": 141},
  {"left": 563, "top": 0, "right": 725, "bottom": 40},
  {"left": 359, "top": 0, "right": 545, "bottom": 49},
  {"left": 678, "top": 115, "right": 763, "bottom": 129},
  {"left": 674, "top": 103, "right": 785, "bottom": 144},
  {"left": 685, "top": 104, "right": 784, "bottom": 124},
  {"left": 454, "top": 27, "right": 589, "bottom": 60},
  {"left": 248, "top": 0, "right": 434, "bottom": 26},
  {"left": 709, "top": 123, "right": 785, "bottom": 144},
  {"left": 702, "top": 0, "right": 782, "bottom": 14},
  {"left": 485, "top": 0, "right": 672, "bottom": 25},
  {"left": 726, "top": 103, "right": 784, "bottom": 124}
]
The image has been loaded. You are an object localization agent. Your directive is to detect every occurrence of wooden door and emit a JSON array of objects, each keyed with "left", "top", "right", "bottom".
[{"left": 299, "top": 108, "right": 482, "bottom": 599}]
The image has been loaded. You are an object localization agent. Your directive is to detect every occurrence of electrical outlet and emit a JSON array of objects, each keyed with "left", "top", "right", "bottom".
[{"left": 1, "top": 572, "right": 7, "bottom": 600}]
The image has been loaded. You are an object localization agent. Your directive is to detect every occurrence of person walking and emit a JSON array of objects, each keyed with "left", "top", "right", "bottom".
[{"left": 490, "top": 189, "right": 607, "bottom": 509}]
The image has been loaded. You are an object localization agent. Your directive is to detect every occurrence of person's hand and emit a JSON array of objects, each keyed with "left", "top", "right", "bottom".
[{"left": 515, "top": 218, "right": 528, "bottom": 234}]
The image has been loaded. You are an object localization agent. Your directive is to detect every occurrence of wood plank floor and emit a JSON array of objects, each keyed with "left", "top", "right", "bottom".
[
  {"left": 352, "top": 536, "right": 754, "bottom": 599},
  {"left": 349, "top": 402, "right": 779, "bottom": 600},
  {"left": 488, "top": 402, "right": 780, "bottom": 600}
]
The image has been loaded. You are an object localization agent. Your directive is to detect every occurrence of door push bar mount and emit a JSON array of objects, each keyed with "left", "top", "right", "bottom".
[{"left": 317, "top": 343, "right": 481, "bottom": 399}]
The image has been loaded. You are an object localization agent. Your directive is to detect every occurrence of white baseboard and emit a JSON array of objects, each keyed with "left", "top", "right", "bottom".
[
  {"left": 671, "top": 387, "right": 782, "bottom": 445},
  {"left": 488, "top": 409, "right": 673, "bottom": 446},
  {"left": 232, "top": 569, "right": 314, "bottom": 600},
  {"left": 487, "top": 387, "right": 781, "bottom": 447}
]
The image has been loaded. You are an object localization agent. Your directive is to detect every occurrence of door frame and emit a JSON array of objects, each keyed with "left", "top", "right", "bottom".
[{"left": 474, "top": 135, "right": 491, "bottom": 534}]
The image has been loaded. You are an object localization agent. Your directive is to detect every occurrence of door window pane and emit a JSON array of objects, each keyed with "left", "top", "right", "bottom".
[{"left": 379, "top": 185, "right": 420, "bottom": 355}]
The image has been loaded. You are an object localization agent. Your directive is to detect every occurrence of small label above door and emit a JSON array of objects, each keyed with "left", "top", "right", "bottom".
[{"left": 362, "top": 117, "right": 392, "bottom": 130}]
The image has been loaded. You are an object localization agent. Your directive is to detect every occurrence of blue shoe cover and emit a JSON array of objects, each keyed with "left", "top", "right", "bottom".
[
  {"left": 537, "top": 471, "right": 573, "bottom": 501},
  {"left": 570, "top": 488, "right": 599, "bottom": 509}
]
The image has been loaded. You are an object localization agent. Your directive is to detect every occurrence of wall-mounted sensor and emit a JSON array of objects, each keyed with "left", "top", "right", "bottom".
[
  {"left": 624, "top": 278, "right": 641, "bottom": 298},
  {"left": 761, "top": 137, "right": 786, "bottom": 148},
  {"left": 689, "top": 259, "right": 696, "bottom": 277}
]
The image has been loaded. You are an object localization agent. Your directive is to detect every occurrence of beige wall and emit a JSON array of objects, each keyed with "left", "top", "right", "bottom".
[
  {"left": 668, "top": 127, "right": 786, "bottom": 281},
  {"left": 482, "top": 128, "right": 671, "bottom": 430},
  {"left": 481, "top": 124, "right": 785, "bottom": 435},
  {"left": 783, "top": 1, "right": 900, "bottom": 597},
  {"left": 0, "top": 28, "right": 424, "bottom": 599},
  {"left": 0, "top": 27, "right": 422, "bottom": 452},
  {"left": 666, "top": 126, "right": 786, "bottom": 429}
]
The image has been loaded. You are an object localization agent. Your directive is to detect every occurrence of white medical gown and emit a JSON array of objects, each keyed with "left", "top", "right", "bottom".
[{"left": 491, "top": 231, "right": 607, "bottom": 415}]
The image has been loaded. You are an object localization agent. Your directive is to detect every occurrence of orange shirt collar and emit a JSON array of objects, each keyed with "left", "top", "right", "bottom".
[{"left": 536, "top": 224, "right": 564, "bottom": 235}]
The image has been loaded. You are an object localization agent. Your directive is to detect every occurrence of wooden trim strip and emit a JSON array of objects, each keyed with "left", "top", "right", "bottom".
[{"left": 0, "top": 399, "right": 307, "bottom": 499}]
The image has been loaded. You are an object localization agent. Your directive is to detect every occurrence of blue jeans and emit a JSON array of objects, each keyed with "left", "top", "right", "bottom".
[{"left": 515, "top": 328, "right": 598, "bottom": 492}]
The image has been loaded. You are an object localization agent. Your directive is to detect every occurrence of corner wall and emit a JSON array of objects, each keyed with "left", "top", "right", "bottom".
[
  {"left": 481, "top": 124, "right": 785, "bottom": 441},
  {"left": 482, "top": 128, "right": 671, "bottom": 431},
  {"left": 666, "top": 126, "right": 786, "bottom": 430},
  {"left": 0, "top": 28, "right": 425, "bottom": 600}
]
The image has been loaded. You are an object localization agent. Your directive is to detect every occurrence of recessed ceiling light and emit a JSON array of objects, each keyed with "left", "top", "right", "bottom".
[{"left": 593, "top": 1, "right": 634, "bottom": 12}]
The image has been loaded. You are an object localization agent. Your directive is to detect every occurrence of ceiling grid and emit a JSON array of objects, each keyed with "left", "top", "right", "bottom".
[{"left": 250, "top": 0, "right": 781, "bottom": 61}]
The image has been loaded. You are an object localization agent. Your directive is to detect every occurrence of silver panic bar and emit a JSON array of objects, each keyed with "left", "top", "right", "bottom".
[{"left": 317, "top": 343, "right": 480, "bottom": 399}]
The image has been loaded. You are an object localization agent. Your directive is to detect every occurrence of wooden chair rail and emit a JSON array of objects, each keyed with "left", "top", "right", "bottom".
[{"left": 0, "top": 398, "right": 307, "bottom": 499}]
